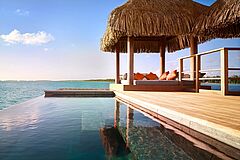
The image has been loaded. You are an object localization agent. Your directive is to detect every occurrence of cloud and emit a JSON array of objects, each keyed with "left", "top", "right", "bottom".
[
  {"left": 0, "top": 29, "right": 54, "bottom": 45},
  {"left": 15, "top": 9, "right": 30, "bottom": 16},
  {"left": 44, "top": 48, "right": 49, "bottom": 52}
]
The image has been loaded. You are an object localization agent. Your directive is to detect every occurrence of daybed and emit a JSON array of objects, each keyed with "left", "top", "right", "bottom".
[{"left": 116, "top": 71, "right": 196, "bottom": 92}]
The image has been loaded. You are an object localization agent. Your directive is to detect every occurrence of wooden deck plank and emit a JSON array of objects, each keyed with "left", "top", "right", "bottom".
[
  {"left": 134, "top": 92, "right": 240, "bottom": 112},
  {"left": 137, "top": 95, "right": 240, "bottom": 119},
  {"left": 121, "top": 91, "right": 240, "bottom": 129},
  {"left": 123, "top": 92, "right": 240, "bottom": 130},
  {"left": 124, "top": 92, "right": 240, "bottom": 115},
  {"left": 114, "top": 90, "right": 240, "bottom": 151}
]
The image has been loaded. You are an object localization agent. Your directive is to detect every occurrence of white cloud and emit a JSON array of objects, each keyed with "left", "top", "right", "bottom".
[
  {"left": 0, "top": 29, "right": 54, "bottom": 45},
  {"left": 15, "top": 9, "right": 30, "bottom": 16},
  {"left": 44, "top": 48, "right": 49, "bottom": 52}
]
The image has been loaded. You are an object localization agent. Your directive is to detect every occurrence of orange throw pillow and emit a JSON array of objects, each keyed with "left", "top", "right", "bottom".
[
  {"left": 159, "top": 71, "right": 169, "bottom": 80},
  {"left": 146, "top": 72, "right": 158, "bottom": 80},
  {"left": 134, "top": 72, "right": 145, "bottom": 80},
  {"left": 166, "top": 70, "right": 177, "bottom": 80}
]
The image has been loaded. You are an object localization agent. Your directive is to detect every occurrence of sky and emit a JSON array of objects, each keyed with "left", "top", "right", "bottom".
[{"left": 0, "top": 0, "right": 239, "bottom": 80}]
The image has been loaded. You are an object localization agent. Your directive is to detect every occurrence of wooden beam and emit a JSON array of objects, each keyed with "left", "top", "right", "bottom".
[
  {"left": 195, "top": 55, "right": 201, "bottom": 93},
  {"left": 190, "top": 36, "right": 198, "bottom": 80},
  {"left": 220, "top": 48, "right": 229, "bottom": 96},
  {"left": 115, "top": 45, "right": 120, "bottom": 84},
  {"left": 127, "top": 37, "right": 134, "bottom": 85},
  {"left": 160, "top": 42, "right": 166, "bottom": 76},
  {"left": 179, "top": 59, "right": 183, "bottom": 81}
]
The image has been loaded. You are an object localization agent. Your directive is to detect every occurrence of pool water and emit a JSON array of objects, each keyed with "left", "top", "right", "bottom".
[
  {"left": 0, "top": 97, "right": 132, "bottom": 160},
  {"left": 0, "top": 97, "right": 226, "bottom": 160}
]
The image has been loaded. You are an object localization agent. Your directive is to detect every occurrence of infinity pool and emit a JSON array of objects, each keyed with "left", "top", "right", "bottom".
[{"left": 0, "top": 97, "right": 226, "bottom": 160}]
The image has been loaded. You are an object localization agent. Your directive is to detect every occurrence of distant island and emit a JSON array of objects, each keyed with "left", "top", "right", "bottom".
[
  {"left": 202, "top": 75, "right": 240, "bottom": 84},
  {"left": 83, "top": 79, "right": 115, "bottom": 82}
]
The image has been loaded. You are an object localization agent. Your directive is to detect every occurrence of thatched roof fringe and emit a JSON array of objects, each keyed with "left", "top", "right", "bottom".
[
  {"left": 166, "top": 35, "right": 210, "bottom": 53},
  {"left": 194, "top": 0, "right": 240, "bottom": 38},
  {"left": 101, "top": 29, "right": 209, "bottom": 53}
]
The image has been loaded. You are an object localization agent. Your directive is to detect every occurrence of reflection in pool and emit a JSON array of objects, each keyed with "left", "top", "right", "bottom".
[
  {"left": 114, "top": 100, "right": 230, "bottom": 160},
  {"left": 99, "top": 127, "right": 131, "bottom": 159},
  {"left": 0, "top": 97, "right": 231, "bottom": 160}
]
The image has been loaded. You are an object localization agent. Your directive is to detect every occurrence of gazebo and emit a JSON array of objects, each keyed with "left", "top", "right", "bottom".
[
  {"left": 101, "top": 0, "right": 208, "bottom": 88},
  {"left": 194, "top": 0, "right": 240, "bottom": 38}
]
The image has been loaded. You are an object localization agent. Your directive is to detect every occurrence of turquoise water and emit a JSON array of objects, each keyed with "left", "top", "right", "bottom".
[
  {"left": 0, "top": 97, "right": 226, "bottom": 160},
  {"left": 0, "top": 81, "right": 111, "bottom": 110},
  {"left": 202, "top": 83, "right": 240, "bottom": 91}
]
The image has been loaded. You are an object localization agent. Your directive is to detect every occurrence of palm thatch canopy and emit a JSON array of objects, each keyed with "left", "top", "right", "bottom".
[
  {"left": 194, "top": 0, "right": 240, "bottom": 38},
  {"left": 101, "top": 0, "right": 208, "bottom": 53}
]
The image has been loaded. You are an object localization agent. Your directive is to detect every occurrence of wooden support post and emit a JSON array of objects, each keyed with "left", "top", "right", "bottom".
[
  {"left": 195, "top": 55, "right": 201, "bottom": 93},
  {"left": 190, "top": 36, "right": 198, "bottom": 80},
  {"left": 160, "top": 43, "right": 166, "bottom": 76},
  {"left": 114, "top": 100, "right": 120, "bottom": 128},
  {"left": 127, "top": 37, "right": 134, "bottom": 85},
  {"left": 220, "top": 48, "right": 229, "bottom": 96},
  {"left": 126, "top": 107, "right": 134, "bottom": 149},
  {"left": 115, "top": 45, "right": 120, "bottom": 84},
  {"left": 179, "top": 59, "right": 183, "bottom": 81}
]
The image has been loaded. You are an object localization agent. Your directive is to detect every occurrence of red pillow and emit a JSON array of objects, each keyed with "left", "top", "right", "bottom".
[
  {"left": 166, "top": 70, "right": 177, "bottom": 80},
  {"left": 159, "top": 71, "right": 169, "bottom": 80},
  {"left": 146, "top": 72, "right": 158, "bottom": 80},
  {"left": 134, "top": 72, "right": 145, "bottom": 80}
]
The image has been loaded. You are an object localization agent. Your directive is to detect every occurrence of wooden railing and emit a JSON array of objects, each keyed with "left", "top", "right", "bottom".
[{"left": 179, "top": 48, "right": 240, "bottom": 96}]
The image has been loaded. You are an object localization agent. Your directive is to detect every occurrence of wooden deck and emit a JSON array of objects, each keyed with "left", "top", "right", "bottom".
[
  {"left": 114, "top": 90, "right": 240, "bottom": 159},
  {"left": 110, "top": 83, "right": 195, "bottom": 92},
  {"left": 44, "top": 89, "right": 115, "bottom": 97}
]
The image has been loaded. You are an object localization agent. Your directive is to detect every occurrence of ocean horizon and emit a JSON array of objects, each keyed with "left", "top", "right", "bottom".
[
  {"left": 0, "top": 81, "right": 113, "bottom": 110},
  {"left": 1, "top": 80, "right": 239, "bottom": 111}
]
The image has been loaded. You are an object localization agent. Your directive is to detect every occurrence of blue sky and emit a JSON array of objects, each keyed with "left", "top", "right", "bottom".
[{"left": 0, "top": 0, "right": 239, "bottom": 80}]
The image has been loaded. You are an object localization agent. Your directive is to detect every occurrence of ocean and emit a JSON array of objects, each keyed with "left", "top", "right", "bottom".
[
  {"left": 0, "top": 81, "right": 111, "bottom": 110},
  {"left": 202, "top": 83, "right": 240, "bottom": 91},
  {"left": 0, "top": 81, "right": 239, "bottom": 110}
]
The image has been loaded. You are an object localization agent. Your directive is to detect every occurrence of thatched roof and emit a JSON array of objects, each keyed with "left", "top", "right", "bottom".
[
  {"left": 194, "top": 0, "right": 240, "bottom": 38},
  {"left": 101, "top": 0, "right": 208, "bottom": 53}
]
